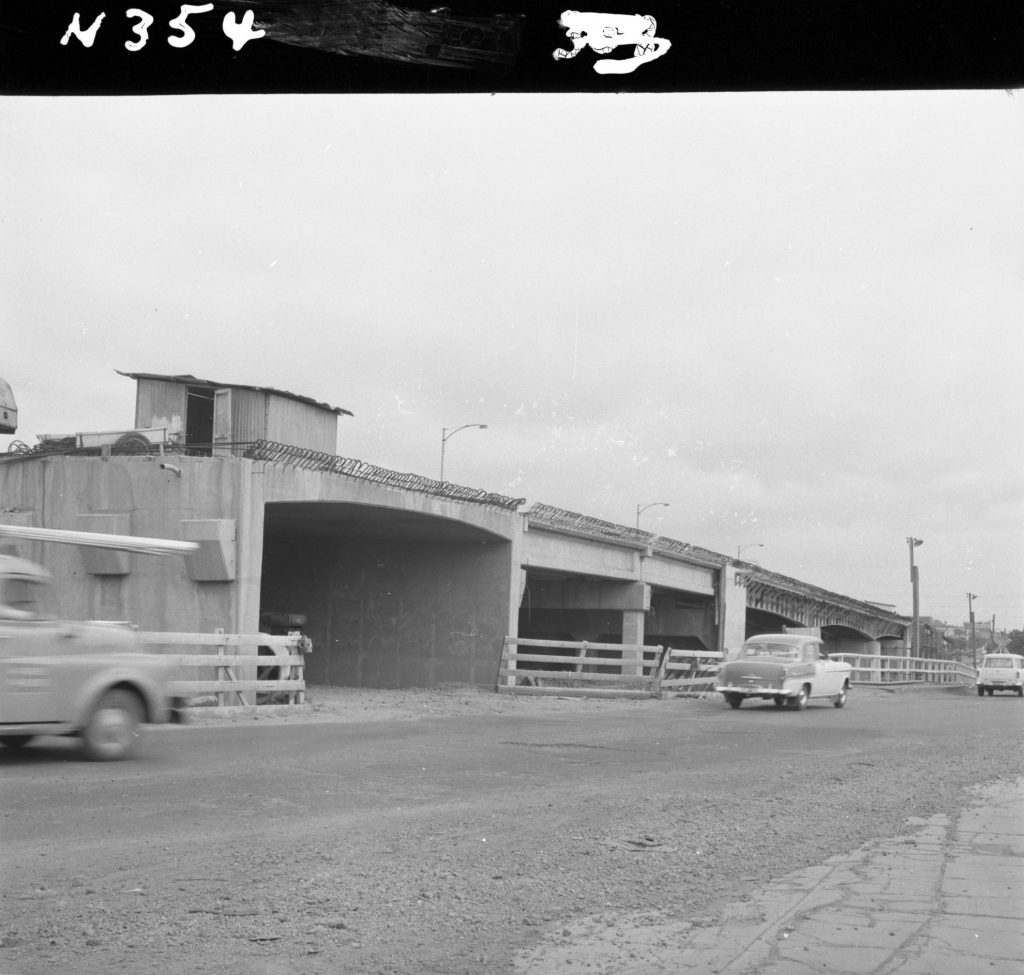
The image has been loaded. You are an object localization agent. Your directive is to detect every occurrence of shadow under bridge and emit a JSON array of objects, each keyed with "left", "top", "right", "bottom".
[{"left": 259, "top": 500, "right": 516, "bottom": 689}]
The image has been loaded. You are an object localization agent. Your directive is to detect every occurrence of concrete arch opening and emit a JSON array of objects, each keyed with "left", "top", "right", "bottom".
[
  {"left": 519, "top": 570, "right": 630, "bottom": 645},
  {"left": 517, "top": 572, "right": 719, "bottom": 661},
  {"left": 646, "top": 586, "right": 717, "bottom": 653},
  {"left": 821, "top": 623, "right": 886, "bottom": 658},
  {"left": 259, "top": 501, "right": 515, "bottom": 689},
  {"left": 745, "top": 607, "right": 806, "bottom": 639}
]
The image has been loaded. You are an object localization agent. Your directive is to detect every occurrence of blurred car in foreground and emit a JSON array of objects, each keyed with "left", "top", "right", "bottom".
[
  {"left": 0, "top": 554, "right": 185, "bottom": 760},
  {"left": 715, "top": 633, "right": 851, "bottom": 710}
]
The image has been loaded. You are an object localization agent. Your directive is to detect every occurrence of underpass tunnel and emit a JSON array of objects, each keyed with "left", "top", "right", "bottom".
[
  {"left": 646, "top": 587, "right": 717, "bottom": 654},
  {"left": 821, "top": 624, "right": 883, "bottom": 657},
  {"left": 745, "top": 607, "right": 806, "bottom": 640},
  {"left": 517, "top": 572, "right": 719, "bottom": 667},
  {"left": 519, "top": 572, "right": 623, "bottom": 644},
  {"left": 259, "top": 501, "right": 515, "bottom": 689},
  {"left": 743, "top": 616, "right": 887, "bottom": 658}
]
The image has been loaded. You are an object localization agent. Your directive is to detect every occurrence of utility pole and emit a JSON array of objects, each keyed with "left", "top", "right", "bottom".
[
  {"left": 967, "top": 592, "right": 978, "bottom": 668},
  {"left": 907, "top": 537, "right": 923, "bottom": 657}
]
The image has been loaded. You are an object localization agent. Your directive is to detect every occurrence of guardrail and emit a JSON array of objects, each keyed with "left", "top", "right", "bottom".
[
  {"left": 500, "top": 641, "right": 974, "bottom": 697},
  {"left": 497, "top": 638, "right": 724, "bottom": 699},
  {"left": 830, "top": 653, "right": 976, "bottom": 685},
  {"left": 137, "top": 629, "right": 311, "bottom": 706}
]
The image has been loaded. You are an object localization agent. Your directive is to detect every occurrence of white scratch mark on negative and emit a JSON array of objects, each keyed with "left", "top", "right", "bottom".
[
  {"left": 572, "top": 294, "right": 580, "bottom": 382},
  {"left": 553, "top": 11, "right": 671, "bottom": 74}
]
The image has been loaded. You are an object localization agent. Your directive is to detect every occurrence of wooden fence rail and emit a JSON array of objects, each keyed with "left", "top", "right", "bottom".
[
  {"left": 658, "top": 648, "right": 726, "bottom": 696},
  {"left": 497, "top": 637, "right": 661, "bottom": 698},
  {"left": 497, "top": 638, "right": 724, "bottom": 699},
  {"left": 137, "top": 629, "right": 311, "bottom": 706},
  {"left": 499, "top": 638, "right": 977, "bottom": 702}
]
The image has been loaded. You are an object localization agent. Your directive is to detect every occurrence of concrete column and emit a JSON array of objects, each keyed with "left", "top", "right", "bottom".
[
  {"left": 500, "top": 537, "right": 528, "bottom": 688},
  {"left": 507, "top": 529, "right": 526, "bottom": 638},
  {"left": 236, "top": 459, "right": 265, "bottom": 635},
  {"left": 622, "top": 609, "right": 645, "bottom": 676},
  {"left": 829, "top": 636, "right": 881, "bottom": 682},
  {"left": 719, "top": 564, "right": 748, "bottom": 660}
]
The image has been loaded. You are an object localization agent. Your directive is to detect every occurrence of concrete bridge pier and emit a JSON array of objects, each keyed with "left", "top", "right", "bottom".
[{"left": 828, "top": 635, "right": 883, "bottom": 681}]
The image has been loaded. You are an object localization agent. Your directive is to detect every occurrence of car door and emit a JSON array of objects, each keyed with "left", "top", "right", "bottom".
[
  {"left": 801, "top": 643, "right": 823, "bottom": 696},
  {"left": 0, "top": 575, "right": 65, "bottom": 726},
  {"left": 815, "top": 643, "right": 844, "bottom": 696}
]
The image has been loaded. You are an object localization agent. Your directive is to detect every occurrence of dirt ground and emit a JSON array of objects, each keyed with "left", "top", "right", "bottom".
[
  {"left": 3, "top": 684, "right": 1021, "bottom": 975},
  {"left": 193, "top": 682, "right": 665, "bottom": 723}
]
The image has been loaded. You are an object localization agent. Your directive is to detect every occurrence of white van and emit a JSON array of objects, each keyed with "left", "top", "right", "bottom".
[{"left": 976, "top": 654, "right": 1024, "bottom": 697}]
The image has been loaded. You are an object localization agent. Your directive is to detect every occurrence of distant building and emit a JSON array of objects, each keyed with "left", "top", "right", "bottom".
[{"left": 918, "top": 616, "right": 952, "bottom": 658}]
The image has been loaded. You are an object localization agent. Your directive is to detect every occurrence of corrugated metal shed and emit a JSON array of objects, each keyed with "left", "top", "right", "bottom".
[
  {"left": 264, "top": 394, "right": 338, "bottom": 452},
  {"left": 117, "top": 371, "right": 353, "bottom": 416},
  {"left": 119, "top": 371, "right": 352, "bottom": 456},
  {"left": 132, "top": 377, "right": 188, "bottom": 436},
  {"left": 225, "top": 387, "right": 267, "bottom": 448}
]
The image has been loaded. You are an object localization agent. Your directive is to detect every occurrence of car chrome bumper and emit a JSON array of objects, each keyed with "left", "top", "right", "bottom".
[
  {"left": 167, "top": 697, "right": 189, "bottom": 724},
  {"left": 715, "top": 684, "right": 789, "bottom": 697}
]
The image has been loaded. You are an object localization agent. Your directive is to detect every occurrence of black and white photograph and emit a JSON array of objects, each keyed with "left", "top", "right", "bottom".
[{"left": 2, "top": 4, "right": 1023, "bottom": 974}]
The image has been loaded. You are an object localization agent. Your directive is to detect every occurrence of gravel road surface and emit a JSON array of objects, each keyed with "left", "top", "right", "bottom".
[{"left": 1, "top": 684, "right": 1021, "bottom": 974}]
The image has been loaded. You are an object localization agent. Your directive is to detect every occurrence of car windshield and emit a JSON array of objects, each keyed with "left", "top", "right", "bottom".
[{"left": 741, "top": 642, "right": 801, "bottom": 660}]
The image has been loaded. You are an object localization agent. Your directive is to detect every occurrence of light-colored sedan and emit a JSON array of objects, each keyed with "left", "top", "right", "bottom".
[{"left": 715, "top": 633, "right": 852, "bottom": 710}]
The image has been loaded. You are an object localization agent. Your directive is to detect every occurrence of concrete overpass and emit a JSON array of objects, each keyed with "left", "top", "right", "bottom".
[
  {"left": 520, "top": 503, "right": 906, "bottom": 661},
  {"left": 0, "top": 440, "right": 908, "bottom": 688}
]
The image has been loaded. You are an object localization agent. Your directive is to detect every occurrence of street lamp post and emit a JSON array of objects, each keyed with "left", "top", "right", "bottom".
[
  {"left": 736, "top": 543, "right": 764, "bottom": 563},
  {"left": 635, "top": 502, "right": 669, "bottom": 530},
  {"left": 440, "top": 423, "right": 488, "bottom": 482},
  {"left": 907, "top": 537, "right": 923, "bottom": 657},
  {"left": 967, "top": 592, "right": 979, "bottom": 668}
]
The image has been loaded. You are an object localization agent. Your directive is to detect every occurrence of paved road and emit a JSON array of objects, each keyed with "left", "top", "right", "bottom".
[
  {"left": 2, "top": 690, "right": 1010, "bottom": 854},
  {"left": 1, "top": 688, "right": 1021, "bottom": 974}
]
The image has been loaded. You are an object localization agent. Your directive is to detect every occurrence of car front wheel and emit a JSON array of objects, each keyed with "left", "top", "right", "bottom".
[
  {"left": 724, "top": 693, "right": 743, "bottom": 709},
  {"left": 81, "top": 689, "right": 144, "bottom": 761},
  {"left": 833, "top": 685, "right": 848, "bottom": 708}
]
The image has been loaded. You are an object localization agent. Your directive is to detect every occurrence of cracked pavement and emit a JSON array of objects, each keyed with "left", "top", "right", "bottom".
[{"left": 515, "top": 775, "right": 1024, "bottom": 974}]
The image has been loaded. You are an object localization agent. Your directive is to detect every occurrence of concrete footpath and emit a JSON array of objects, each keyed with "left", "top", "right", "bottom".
[{"left": 516, "top": 775, "right": 1024, "bottom": 974}]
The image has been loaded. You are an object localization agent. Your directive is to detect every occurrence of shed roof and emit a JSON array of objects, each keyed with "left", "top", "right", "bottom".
[{"left": 116, "top": 371, "right": 353, "bottom": 417}]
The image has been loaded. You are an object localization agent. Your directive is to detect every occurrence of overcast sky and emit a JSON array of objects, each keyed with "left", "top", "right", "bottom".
[{"left": 2, "top": 90, "right": 1022, "bottom": 629}]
